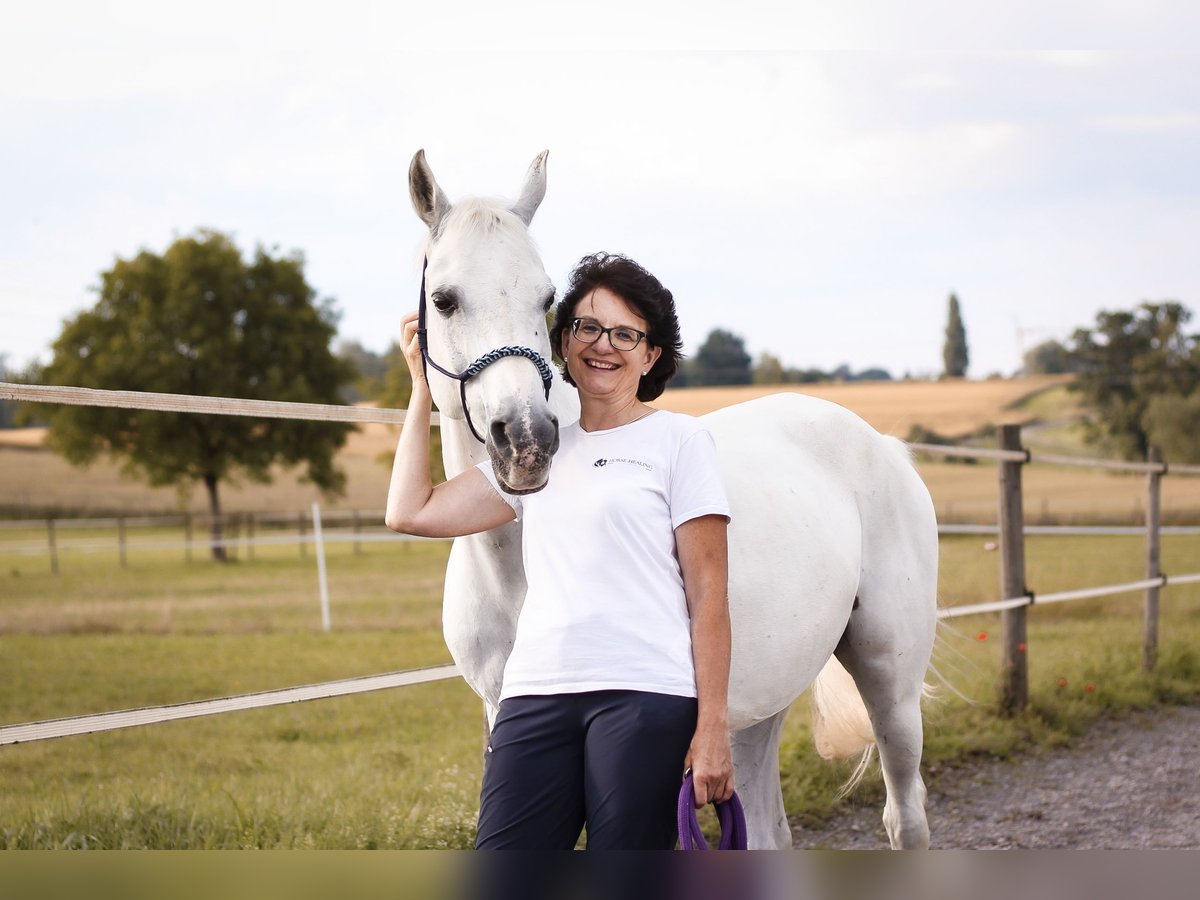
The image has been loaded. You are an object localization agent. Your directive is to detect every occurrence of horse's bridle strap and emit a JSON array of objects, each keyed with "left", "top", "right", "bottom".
[{"left": 416, "top": 257, "right": 554, "bottom": 443}]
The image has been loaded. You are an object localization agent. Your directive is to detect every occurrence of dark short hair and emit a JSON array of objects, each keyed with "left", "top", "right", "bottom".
[{"left": 549, "top": 252, "right": 684, "bottom": 402}]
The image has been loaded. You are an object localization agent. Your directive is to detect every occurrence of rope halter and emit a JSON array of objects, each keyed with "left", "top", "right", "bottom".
[{"left": 416, "top": 257, "right": 555, "bottom": 444}]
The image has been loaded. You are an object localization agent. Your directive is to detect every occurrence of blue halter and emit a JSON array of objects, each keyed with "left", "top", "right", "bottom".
[{"left": 416, "top": 257, "right": 555, "bottom": 443}]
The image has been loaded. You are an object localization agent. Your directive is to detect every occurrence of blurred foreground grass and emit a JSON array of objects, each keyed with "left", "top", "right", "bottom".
[{"left": 1, "top": 534, "right": 1198, "bottom": 848}]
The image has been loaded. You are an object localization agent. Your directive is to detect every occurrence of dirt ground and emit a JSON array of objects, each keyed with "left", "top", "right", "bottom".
[{"left": 793, "top": 704, "right": 1200, "bottom": 849}]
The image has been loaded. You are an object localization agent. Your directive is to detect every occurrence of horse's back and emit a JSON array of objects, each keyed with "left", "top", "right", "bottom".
[{"left": 699, "top": 391, "right": 934, "bottom": 728}]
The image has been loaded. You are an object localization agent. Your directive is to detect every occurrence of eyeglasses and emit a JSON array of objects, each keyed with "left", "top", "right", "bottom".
[{"left": 570, "top": 317, "right": 648, "bottom": 352}]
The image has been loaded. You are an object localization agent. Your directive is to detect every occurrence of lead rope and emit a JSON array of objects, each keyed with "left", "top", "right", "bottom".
[{"left": 677, "top": 771, "right": 748, "bottom": 850}]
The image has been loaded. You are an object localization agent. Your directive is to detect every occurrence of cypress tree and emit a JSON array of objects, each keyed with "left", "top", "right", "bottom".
[{"left": 943, "top": 293, "right": 969, "bottom": 378}]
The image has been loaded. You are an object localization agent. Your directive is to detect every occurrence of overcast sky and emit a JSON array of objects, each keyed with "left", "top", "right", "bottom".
[{"left": 3, "top": 3, "right": 1198, "bottom": 381}]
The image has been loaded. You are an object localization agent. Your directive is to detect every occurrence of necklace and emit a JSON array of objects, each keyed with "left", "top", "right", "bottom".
[
  {"left": 625, "top": 408, "right": 657, "bottom": 426},
  {"left": 581, "top": 407, "right": 657, "bottom": 432}
]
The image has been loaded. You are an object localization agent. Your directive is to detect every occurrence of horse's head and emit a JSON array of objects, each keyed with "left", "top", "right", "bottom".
[{"left": 408, "top": 149, "right": 560, "bottom": 493}]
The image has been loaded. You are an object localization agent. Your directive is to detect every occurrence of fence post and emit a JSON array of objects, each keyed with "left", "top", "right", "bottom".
[
  {"left": 47, "top": 518, "right": 59, "bottom": 575},
  {"left": 247, "top": 513, "right": 256, "bottom": 562},
  {"left": 228, "top": 514, "right": 239, "bottom": 562},
  {"left": 1143, "top": 446, "right": 1163, "bottom": 672},
  {"left": 998, "top": 424, "right": 1028, "bottom": 714},
  {"left": 313, "top": 502, "right": 331, "bottom": 633},
  {"left": 118, "top": 516, "right": 127, "bottom": 568},
  {"left": 184, "top": 513, "right": 193, "bottom": 564}
]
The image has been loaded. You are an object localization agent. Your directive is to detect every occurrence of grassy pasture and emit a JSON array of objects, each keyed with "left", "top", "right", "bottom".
[
  {"left": 1, "top": 531, "right": 1197, "bottom": 848},
  {"left": 2, "top": 375, "right": 1198, "bottom": 847}
]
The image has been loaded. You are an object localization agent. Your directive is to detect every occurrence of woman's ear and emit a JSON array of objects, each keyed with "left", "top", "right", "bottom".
[{"left": 644, "top": 345, "right": 663, "bottom": 374}]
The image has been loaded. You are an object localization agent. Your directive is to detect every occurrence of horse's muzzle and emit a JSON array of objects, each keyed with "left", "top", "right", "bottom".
[{"left": 488, "top": 410, "right": 559, "bottom": 494}]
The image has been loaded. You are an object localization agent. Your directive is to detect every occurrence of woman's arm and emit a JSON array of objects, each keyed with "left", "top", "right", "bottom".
[
  {"left": 384, "top": 312, "right": 516, "bottom": 538},
  {"left": 676, "top": 513, "right": 734, "bottom": 806}
]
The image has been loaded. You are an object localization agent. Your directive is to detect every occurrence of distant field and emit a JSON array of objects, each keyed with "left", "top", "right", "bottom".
[
  {"left": 5, "top": 374, "right": 1200, "bottom": 523},
  {"left": 653, "top": 374, "right": 1073, "bottom": 436},
  {"left": 0, "top": 375, "right": 1065, "bottom": 514}
]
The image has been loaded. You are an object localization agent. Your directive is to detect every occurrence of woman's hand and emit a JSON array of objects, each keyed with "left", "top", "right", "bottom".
[
  {"left": 399, "top": 312, "right": 430, "bottom": 397},
  {"left": 685, "top": 724, "right": 734, "bottom": 806},
  {"left": 676, "top": 513, "right": 734, "bottom": 808}
]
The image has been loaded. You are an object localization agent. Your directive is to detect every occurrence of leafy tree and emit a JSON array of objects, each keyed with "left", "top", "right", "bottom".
[
  {"left": 1067, "top": 301, "right": 1200, "bottom": 461},
  {"left": 690, "top": 328, "right": 752, "bottom": 386},
  {"left": 336, "top": 339, "right": 389, "bottom": 403},
  {"left": 942, "top": 293, "right": 969, "bottom": 378},
  {"left": 753, "top": 353, "right": 785, "bottom": 385},
  {"left": 1021, "top": 339, "right": 1073, "bottom": 375},
  {"left": 1144, "top": 393, "right": 1200, "bottom": 463},
  {"left": 0, "top": 355, "right": 17, "bottom": 428},
  {"left": 854, "top": 367, "right": 893, "bottom": 382},
  {"left": 39, "top": 230, "right": 355, "bottom": 559},
  {"left": 782, "top": 366, "right": 828, "bottom": 384}
]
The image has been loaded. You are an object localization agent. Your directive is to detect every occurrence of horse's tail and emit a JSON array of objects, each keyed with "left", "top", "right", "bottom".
[{"left": 809, "top": 655, "right": 876, "bottom": 794}]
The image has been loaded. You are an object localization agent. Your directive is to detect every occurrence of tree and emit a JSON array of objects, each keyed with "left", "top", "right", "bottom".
[
  {"left": 1021, "top": 339, "right": 1073, "bottom": 375},
  {"left": 942, "top": 293, "right": 969, "bottom": 378},
  {"left": 40, "top": 230, "right": 355, "bottom": 559},
  {"left": 1067, "top": 301, "right": 1200, "bottom": 461},
  {"left": 1144, "top": 392, "right": 1200, "bottom": 463},
  {"left": 690, "top": 328, "right": 752, "bottom": 386},
  {"left": 753, "top": 353, "right": 784, "bottom": 385},
  {"left": 0, "top": 355, "right": 17, "bottom": 428},
  {"left": 336, "top": 339, "right": 390, "bottom": 403}
]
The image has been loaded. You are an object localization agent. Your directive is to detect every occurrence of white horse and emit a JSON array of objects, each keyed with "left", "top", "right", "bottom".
[{"left": 406, "top": 150, "right": 939, "bottom": 849}]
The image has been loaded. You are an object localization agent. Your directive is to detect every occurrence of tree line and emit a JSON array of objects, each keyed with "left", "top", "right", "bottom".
[{"left": 5, "top": 231, "right": 1198, "bottom": 562}]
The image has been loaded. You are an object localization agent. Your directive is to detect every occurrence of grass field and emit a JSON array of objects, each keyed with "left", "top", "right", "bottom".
[
  {"left": 2, "top": 375, "right": 1199, "bottom": 848},
  {"left": 2, "top": 530, "right": 1198, "bottom": 849}
]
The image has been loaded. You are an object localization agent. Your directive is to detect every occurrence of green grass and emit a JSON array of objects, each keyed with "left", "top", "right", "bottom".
[{"left": 1, "top": 533, "right": 1198, "bottom": 848}]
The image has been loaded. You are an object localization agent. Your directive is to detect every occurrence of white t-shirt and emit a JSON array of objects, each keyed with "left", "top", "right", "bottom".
[{"left": 477, "top": 410, "right": 730, "bottom": 702}]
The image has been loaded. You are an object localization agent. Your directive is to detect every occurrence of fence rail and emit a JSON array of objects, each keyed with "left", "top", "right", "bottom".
[
  {"left": 0, "top": 381, "right": 420, "bottom": 426},
  {"left": 0, "top": 665, "right": 460, "bottom": 746},
  {"left": 3, "top": 381, "right": 1199, "bottom": 738}
]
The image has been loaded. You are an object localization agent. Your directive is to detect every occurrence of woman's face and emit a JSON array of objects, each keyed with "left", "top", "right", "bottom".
[{"left": 561, "top": 287, "right": 662, "bottom": 404}]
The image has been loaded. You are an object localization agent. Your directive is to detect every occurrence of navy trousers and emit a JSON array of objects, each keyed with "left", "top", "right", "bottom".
[{"left": 475, "top": 690, "right": 698, "bottom": 850}]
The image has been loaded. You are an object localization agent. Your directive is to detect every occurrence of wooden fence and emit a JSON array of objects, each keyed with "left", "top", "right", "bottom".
[
  {"left": 914, "top": 425, "right": 1200, "bottom": 713},
  {"left": 3, "top": 380, "right": 1200, "bottom": 741}
]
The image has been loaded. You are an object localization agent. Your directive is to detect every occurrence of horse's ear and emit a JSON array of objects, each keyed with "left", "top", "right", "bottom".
[
  {"left": 510, "top": 150, "right": 549, "bottom": 226},
  {"left": 409, "top": 149, "right": 452, "bottom": 233}
]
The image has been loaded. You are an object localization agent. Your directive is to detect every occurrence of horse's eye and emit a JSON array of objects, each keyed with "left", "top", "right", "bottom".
[
  {"left": 541, "top": 291, "right": 555, "bottom": 313},
  {"left": 431, "top": 293, "right": 458, "bottom": 316}
]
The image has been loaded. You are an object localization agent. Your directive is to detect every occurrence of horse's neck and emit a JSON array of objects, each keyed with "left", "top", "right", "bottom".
[
  {"left": 439, "top": 413, "right": 489, "bottom": 478},
  {"left": 437, "top": 386, "right": 577, "bottom": 707},
  {"left": 438, "top": 412, "right": 522, "bottom": 706}
]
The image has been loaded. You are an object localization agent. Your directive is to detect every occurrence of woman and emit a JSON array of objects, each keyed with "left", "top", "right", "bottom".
[{"left": 386, "top": 252, "right": 733, "bottom": 850}]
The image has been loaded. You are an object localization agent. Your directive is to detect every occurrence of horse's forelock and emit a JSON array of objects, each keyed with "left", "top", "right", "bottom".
[{"left": 436, "top": 197, "right": 529, "bottom": 245}]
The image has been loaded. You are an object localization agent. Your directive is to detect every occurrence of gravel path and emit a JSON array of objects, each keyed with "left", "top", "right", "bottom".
[{"left": 792, "top": 705, "right": 1200, "bottom": 849}]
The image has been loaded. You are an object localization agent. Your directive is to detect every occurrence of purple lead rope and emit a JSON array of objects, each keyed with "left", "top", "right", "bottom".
[{"left": 676, "top": 772, "right": 748, "bottom": 850}]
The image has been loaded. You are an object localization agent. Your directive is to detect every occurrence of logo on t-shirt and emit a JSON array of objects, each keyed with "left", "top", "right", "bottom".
[{"left": 593, "top": 457, "right": 653, "bottom": 471}]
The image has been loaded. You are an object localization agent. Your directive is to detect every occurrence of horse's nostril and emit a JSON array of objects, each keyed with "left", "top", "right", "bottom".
[{"left": 490, "top": 420, "right": 511, "bottom": 449}]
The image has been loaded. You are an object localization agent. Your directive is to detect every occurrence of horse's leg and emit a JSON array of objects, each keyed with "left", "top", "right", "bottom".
[
  {"left": 836, "top": 464, "right": 938, "bottom": 849},
  {"left": 731, "top": 709, "right": 791, "bottom": 849},
  {"left": 836, "top": 638, "right": 930, "bottom": 848}
]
